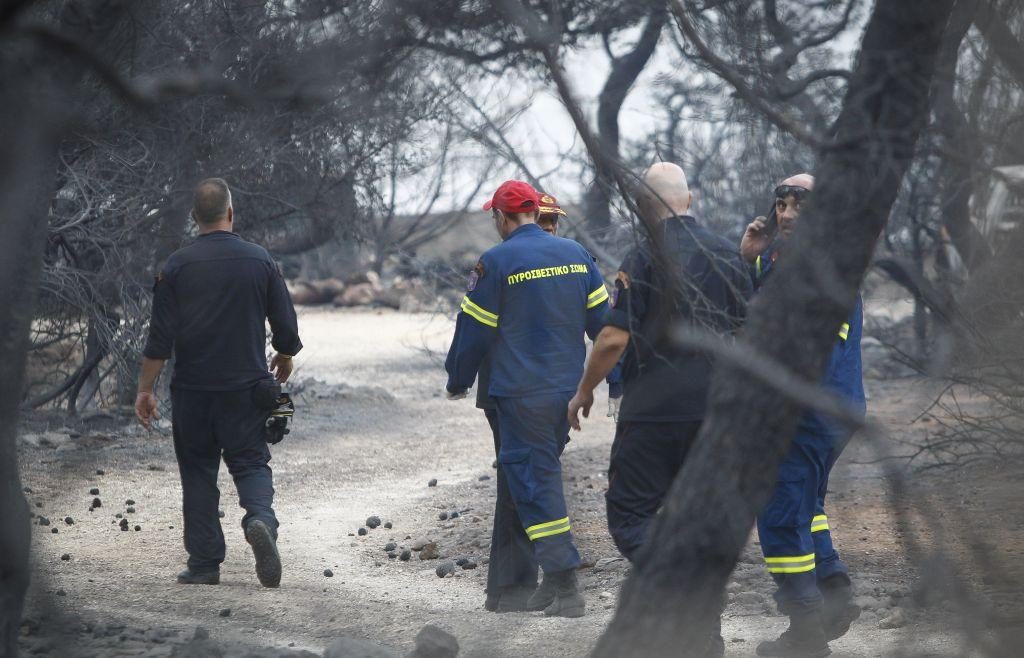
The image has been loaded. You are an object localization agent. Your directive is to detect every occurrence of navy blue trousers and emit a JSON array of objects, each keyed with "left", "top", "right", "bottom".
[
  {"left": 757, "top": 427, "right": 852, "bottom": 613},
  {"left": 171, "top": 386, "right": 278, "bottom": 572},
  {"left": 605, "top": 420, "right": 702, "bottom": 561},
  {"left": 484, "top": 408, "right": 539, "bottom": 594},
  {"left": 495, "top": 393, "right": 580, "bottom": 573}
]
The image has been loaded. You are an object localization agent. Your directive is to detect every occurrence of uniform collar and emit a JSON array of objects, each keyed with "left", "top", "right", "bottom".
[
  {"left": 198, "top": 230, "right": 239, "bottom": 238},
  {"left": 506, "top": 223, "right": 544, "bottom": 240}
]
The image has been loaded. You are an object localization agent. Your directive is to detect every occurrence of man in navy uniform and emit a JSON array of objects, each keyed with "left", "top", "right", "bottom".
[
  {"left": 135, "top": 178, "right": 301, "bottom": 588},
  {"left": 477, "top": 193, "right": 621, "bottom": 613},
  {"left": 740, "top": 174, "right": 865, "bottom": 657},
  {"left": 446, "top": 180, "right": 610, "bottom": 618}
]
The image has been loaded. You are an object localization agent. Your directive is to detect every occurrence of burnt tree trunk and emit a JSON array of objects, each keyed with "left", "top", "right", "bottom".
[
  {"left": 583, "top": 6, "right": 666, "bottom": 236},
  {"left": 592, "top": 1, "right": 954, "bottom": 655}
]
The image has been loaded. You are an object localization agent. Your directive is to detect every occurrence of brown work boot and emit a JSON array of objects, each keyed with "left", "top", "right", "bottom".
[
  {"left": 542, "top": 569, "right": 585, "bottom": 618},
  {"left": 756, "top": 610, "right": 831, "bottom": 657}
]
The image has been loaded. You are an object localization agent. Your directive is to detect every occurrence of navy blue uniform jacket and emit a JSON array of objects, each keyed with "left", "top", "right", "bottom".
[
  {"left": 143, "top": 231, "right": 302, "bottom": 391},
  {"left": 446, "top": 223, "right": 609, "bottom": 398}
]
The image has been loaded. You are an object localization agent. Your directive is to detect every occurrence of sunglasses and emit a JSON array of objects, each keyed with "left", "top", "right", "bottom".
[{"left": 774, "top": 185, "right": 809, "bottom": 201}]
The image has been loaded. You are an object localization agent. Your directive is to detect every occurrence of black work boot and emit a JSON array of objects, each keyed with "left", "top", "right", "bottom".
[
  {"left": 245, "top": 520, "right": 281, "bottom": 588},
  {"left": 484, "top": 591, "right": 500, "bottom": 612},
  {"left": 820, "top": 575, "right": 860, "bottom": 641},
  {"left": 756, "top": 609, "right": 831, "bottom": 657},
  {"left": 525, "top": 573, "right": 557, "bottom": 611},
  {"left": 496, "top": 585, "right": 536, "bottom": 613},
  {"left": 542, "top": 569, "right": 585, "bottom": 618},
  {"left": 176, "top": 568, "right": 220, "bottom": 585}
]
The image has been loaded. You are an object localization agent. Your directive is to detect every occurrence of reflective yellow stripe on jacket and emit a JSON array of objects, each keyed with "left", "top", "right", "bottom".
[
  {"left": 460, "top": 296, "right": 498, "bottom": 328},
  {"left": 587, "top": 285, "right": 609, "bottom": 309}
]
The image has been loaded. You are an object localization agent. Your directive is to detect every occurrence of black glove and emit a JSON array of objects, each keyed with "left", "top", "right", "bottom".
[{"left": 264, "top": 393, "right": 294, "bottom": 445}]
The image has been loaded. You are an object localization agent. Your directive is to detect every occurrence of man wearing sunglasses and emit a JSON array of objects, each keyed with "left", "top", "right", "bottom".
[
  {"left": 741, "top": 174, "right": 865, "bottom": 657},
  {"left": 445, "top": 180, "right": 612, "bottom": 618}
]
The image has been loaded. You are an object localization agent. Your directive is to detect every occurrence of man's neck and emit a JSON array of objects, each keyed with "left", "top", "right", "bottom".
[{"left": 198, "top": 223, "right": 232, "bottom": 235}]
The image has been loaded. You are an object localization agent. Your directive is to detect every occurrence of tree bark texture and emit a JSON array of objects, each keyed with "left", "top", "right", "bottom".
[
  {"left": 583, "top": 6, "right": 666, "bottom": 235},
  {"left": 592, "top": 1, "right": 955, "bottom": 655}
]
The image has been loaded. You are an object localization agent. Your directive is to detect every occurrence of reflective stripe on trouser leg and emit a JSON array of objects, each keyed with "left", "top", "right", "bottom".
[
  {"left": 495, "top": 393, "right": 581, "bottom": 573},
  {"left": 811, "top": 515, "right": 829, "bottom": 533}
]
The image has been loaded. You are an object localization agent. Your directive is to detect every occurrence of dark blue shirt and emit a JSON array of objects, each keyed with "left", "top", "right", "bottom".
[
  {"left": 143, "top": 231, "right": 302, "bottom": 391},
  {"left": 755, "top": 244, "right": 866, "bottom": 435},
  {"left": 446, "top": 223, "right": 609, "bottom": 399},
  {"left": 605, "top": 216, "right": 752, "bottom": 422}
]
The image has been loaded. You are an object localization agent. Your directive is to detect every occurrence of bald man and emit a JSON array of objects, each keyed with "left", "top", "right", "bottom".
[
  {"left": 568, "top": 162, "right": 752, "bottom": 655},
  {"left": 741, "top": 175, "right": 865, "bottom": 657}
]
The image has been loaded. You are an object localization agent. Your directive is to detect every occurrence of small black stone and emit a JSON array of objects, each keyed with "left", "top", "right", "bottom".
[
  {"left": 357, "top": 527, "right": 368, "bottom": 536},
  {"left": 51, "top": 528, "right": 58, "bottom": 534},
  {"left": 366, "top": 516, "right": 381, "bottom": 529},
  {"left": 217, "top": 510, "right": 225, "bottom": 518},
  {"left": 478, "top": 474, "right": 491, "bottom": 481},
  {"left": 125, "top": 499, "right": 135, "bottom": 506},
  {"left": 450, "top": 511, "right": 459, "bottom": 519},
  {"left": 38, "top": 517, "right": 50, "bottom": 526},
  {"left": 219, "top": 609, "right": 231, "bottom": 618},
  {"left": 438, "top": 512, "right": 448, "bottom": 521},
  {"left": 126, "top": 507, "right": 136, "bottom": 514},
  {"left": 89, "top": 488, "right": 100, "bottom": 496},
  {"left": 96, "top": 469, "right": 105, "bottom": 475},
  {"left": 462, "top": 560, "right": 478, "bottom": 570},
  {"left": 435, "top": 561, "right": 456, "bottom": 578},
  {"left": 35, "top": 502, "right": 42, "bottom": 508},
  {"left": 492, "top": 460, "right": 498, "bottom": 469},
  {"left": 23, "top": 487, "right": 32, "bottom": 494},
  {"left": 384, "top": 542, "right": 397, "bottom": 552},
  {"left": 61, "top": 554, "right": 70, "bottom": 561},
  {"left": 383, "top": 521, "right": 393, "bottom": 529},
  {"left": 428, "top": 479, "right": 437, "bottom": 487},
  {"left": 400, "top": 550, "right": 412, "bottom": 561},
  {"left": 323, "top": 569, "right": 334, "bottom": 578},
  {"left": 115, "top": 513, "right": 122, "bottom": 519},
  {"left": 455, "top": 557, "right": 468, "bottom": 566},
  {"left": 91, "top": 497, "right": 102, "bottom": 508},
  {"left": 388, "top": 552, "right": 397, "bottom": 559},
  {"left": 56, "top": 589, "right": 66, "bottom": 597},
  {"left": 134, "top": 525, "right": 141, "bottom": 531},
  {"left": 119, "top": 519, "right": 129, "bottom": 531},
  {"left": 64, "top": 517, "right": 74, "bottom": 525}
]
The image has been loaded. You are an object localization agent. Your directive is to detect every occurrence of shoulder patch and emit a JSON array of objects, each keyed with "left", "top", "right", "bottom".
[
  {"left": 467, "top": 261, "right": 485, "bottom": 292},
  {"left": 611, "top": 271, "right": 631, "bottom": 308}
]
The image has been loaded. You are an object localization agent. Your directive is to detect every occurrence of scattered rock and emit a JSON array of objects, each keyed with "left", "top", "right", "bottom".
[
  {"left": 64, "top": 517, "right": 74, "bottom": 525},
  {"left": 89, "top": 488, "right": 100, "bottom": 495},
  {"left": 51, "top": 528, "right": 58, "bottom": 534},
  {"left": 91, "top": 497, "right": 102, "bottom": 509},
  {"left": 411, "top": 539, "right": 429, "bottom": 551},
  {"left": 323, "top": 636, "right": 401, "bottom": 658},
  {"left": 450, "top": 511, "right": 460, "bottom": 519},
  {"left": 428, "top": 479, "right": 437, "bottom": 487},
  {"left": 126, "top": 507, "right": 136, "bottom": 514},
  {"left": 56, "top": 589, "right": 66, "bottom": 597},
  {"left": 126, "top": 499, "right": 136, "bottom": 506},
  {"left": 96, "top": 469, "right": 104, "bottom": 476},
  {"left": 408, "top": 624, "right": 459, "bottom": 658},
  {"left": 383, "top": 521, "right": 393, "bottom": 529},
  {"left": 366, "top": 516, "right": 382, "bottom": 529},
  {"left": 358, "top": 527, "right": 368, "bottom": 536},
  {"left": 218, "top": 510, "right": 225, "bottom": 518},
  {"left": 438, "top": 512, "right": 448, "bottom": 521},
  {"left": 61, "top": 554, "right": 70, "bottom": 561},
  {"left": 478, "top": 475, "right": 490, "bottom": 481},
  {"left": 435, "top": 561, "right": 456, "bottom": 578},
  {"left": 116, "top": 513, "right": 123, "bottom": 518},
  {"left": 23, "top": 487, "right": 32, "bottom": 493},
  {"left": 461, "top": 560, "right": 477, "bottom": 570},
  {"left": 419, "top": 542, "right": 440, "bottom": 560},
  {"left": 384, "top": 542, "right": 397, "bottom": 552},
  {"left": 134, "top": 525, "right": 141, "bottom": 531},
  {"left": 324, "top": 569, "right": 334, "bottom": 578},
  {"left": 38, "top": 517, "right": 50, "bottom": 526},
  {"left": 147, "top": 464, "right": 165, "bottom": 471},
  {"left": 219, "top": 608, "right": 231, "bottom": 618},
  {"left": 387, "top": 552, "right": 397, "bottom": 560},
  {"left": 119, "top": 519, "right": 129, "bottom": 531},
  {"left": 879, "top": 607, "right": 907, "bottom": 629},
  {"left": 400, "top": 550, "right": 412, "bottom": 561}
]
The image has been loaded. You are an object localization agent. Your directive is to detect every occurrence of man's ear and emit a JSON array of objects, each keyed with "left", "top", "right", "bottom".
[
  {"left": 687, "top": 191, "right": 693, "bottom": 212},
  {"left": 227, "top": 207, "right": 234, "bottom": 225}
]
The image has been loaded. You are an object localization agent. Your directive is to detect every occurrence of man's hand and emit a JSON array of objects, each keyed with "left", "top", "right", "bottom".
[
  {"left": 607, "top": 396, "right": 621, "bottom": 420},
  {"left": 270, "top": 353, "right": 293, "bottom": 384},
  {"left": 740, "top": 216, "right": 772, "bottom": 263},
  {"left": 568, "top": 389, "right": 594, "bottom": 431},
  {"left": 135, "top": 391, "right": 159, "bottom": 430},
  {"left": 446, "top": 388, "right": 468, "bottom": 400}
]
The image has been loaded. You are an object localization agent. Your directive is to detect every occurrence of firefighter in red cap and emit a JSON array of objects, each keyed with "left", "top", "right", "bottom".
[
  {"left": 472, "top": 192, "right": 621, "bottom": 613},
  {"left": 445, "top": 180, "right": 611, "bottom": 618}
]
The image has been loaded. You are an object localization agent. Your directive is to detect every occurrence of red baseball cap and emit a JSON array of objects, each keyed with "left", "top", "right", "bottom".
[{"left": 483, "top": 180, "right": 540, "bottom": 214}]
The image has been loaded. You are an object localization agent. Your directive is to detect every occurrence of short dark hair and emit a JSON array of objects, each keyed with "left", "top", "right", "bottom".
[{"left": 192, "top": 178, "right": 232, "bottom": 225}]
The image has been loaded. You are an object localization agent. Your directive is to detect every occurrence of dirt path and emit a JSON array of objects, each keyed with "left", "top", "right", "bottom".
[{"left": 18, "top": 308, "right": 989, "bottom": 656}]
